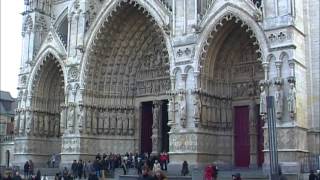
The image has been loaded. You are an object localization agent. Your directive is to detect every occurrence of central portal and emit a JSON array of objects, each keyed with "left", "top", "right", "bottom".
[{"left": 140, "top": 100, "right": 169, "bottom": 154}]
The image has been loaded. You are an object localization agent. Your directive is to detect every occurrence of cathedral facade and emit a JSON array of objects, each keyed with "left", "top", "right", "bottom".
[{"left": 13, "top": 0, "right": 319, "bottom": 173}]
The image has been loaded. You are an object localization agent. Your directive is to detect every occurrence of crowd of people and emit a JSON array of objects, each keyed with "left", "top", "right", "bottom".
[{"left": 53, "top": 151, "right": 169, "bottom": 180}]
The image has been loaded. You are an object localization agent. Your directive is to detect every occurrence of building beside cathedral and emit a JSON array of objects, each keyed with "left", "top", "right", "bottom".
[{"left": 9, "top": 0, "right": 320, "bottom": 175}]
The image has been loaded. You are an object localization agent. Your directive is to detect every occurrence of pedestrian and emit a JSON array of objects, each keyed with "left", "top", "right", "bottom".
[
  {"left": 153, "top": 169, "right": 167, "bottom": 180},
  {"left": 232, "top": 173, "right": 241, "bottom": 180},
  {"left": 35, "top": 170, "right": 41, "bottom": 180},
  {"left": 12, "top": 172, "right": 22, "bottom": 180},
  {"left": 204, "top": 164, "right": 213, "bottom": 180},
  {"left": 77, "top": 159, "right": 84, "bottom": 179},
  {"left": 24, "top": 161, "right": 30, "bottom": 179},
  {"left": 51, "top": 154, "right": 56, "bottom": 168},
  {"left": 211, "top": 164, "right": 218, "bottom": 180},
  {"left": 309, "top": 170, "right": 319, "bottom": 180},
  {"left": 138, "top": 166, "right": 154, "bottom": 180},
  {"left": 181, "top": 161, "right": 189, "bottom": 176},
  {"left": 29, "top": 160, "right": 34, "bottom": 176},
  {"left": 71, "top": 160, "right": 78, "bottom": 178},
  {"left": 137, "top": 158, "right": 144, "bottom": 175},
  {"left": 153, "top": 160, "right": 161, "bottom": 173}
]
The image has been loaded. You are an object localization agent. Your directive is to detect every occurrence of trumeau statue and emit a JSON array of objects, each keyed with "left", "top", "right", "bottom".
[{"left": 152, "top": 101, "right": 160, "bottom": 129}]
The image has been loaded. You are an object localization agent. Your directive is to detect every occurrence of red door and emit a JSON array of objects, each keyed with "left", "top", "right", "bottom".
[
  {"left": 141, "top": 102, "right": 153, "bottom": 154},
  {"left": 234, "top": 106, "right": 250, "bottom": 167}
]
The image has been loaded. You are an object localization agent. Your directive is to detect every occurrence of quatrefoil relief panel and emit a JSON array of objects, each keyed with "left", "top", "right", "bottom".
[{"left": 67, "top": 66, "right": 79, "bottom": 82}]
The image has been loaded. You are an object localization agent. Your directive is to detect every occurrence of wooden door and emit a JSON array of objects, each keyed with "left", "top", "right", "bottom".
[
  {"left": 234, "top": 106, "right": 250, "bottom": 167},
  {"left": 141, "top": 102, "right": 153, "bottom": 154}
]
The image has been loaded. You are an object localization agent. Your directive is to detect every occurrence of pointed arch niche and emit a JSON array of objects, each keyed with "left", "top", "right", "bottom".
[
  {"left": 80, "top": 1, "right": 171, "bottom": 154},
  {"left": 198, "top": 15, "right": 265, "bottom": 167},
  {"left": 15, "top": 53, "right": 65, "bottom": 166}
]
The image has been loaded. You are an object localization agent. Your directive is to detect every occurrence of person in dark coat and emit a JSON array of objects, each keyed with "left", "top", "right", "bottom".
[
  {"left": 71, "top": 160, "right": 78, "bottom": 178},
  {"left": 24, "top": 161, "right": 30, "bottom": 178},
  {"left": 138, "top": 166, "right": 154, "bottom": 180},
  {"left": 35, "top": 170, "right": 41, "bottom": 180},
  {"left": 12, "top": 172, "right": 22, "bottom": 180},
  {"left": 181, "top": 161, "right": 189, "bottom": 176},
  {"left": 77, "top": 160, "right": 84, "bottom": 179},
  {"left": 309, "top": 170, "right": 319, "bottom": 180}
]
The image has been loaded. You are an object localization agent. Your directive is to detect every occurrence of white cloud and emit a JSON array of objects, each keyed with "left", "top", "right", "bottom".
[{"left": 1, "top": 1, "right": 23, "bottom": 98}]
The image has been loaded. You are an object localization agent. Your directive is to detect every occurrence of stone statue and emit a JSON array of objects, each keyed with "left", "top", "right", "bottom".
[
  {"left": 274, "top": 83, "right": 283, "bottom": 120},
  {"left": 103, "top": 110, "right": 110, "bottom": 135},
  {"left": 116, "top": 111, "right": 123, "bottom": 135},
  {"left": 44, "top": 115, "right": 49, "bottom": 135},
  {"left": 54, "top": 115, "right": 60, "bottom": 137},
  {"left": 179, "top": 94, "right": 187, "bottom": 128},
  {"left": 152, "top": 102, "right": 160, "bottom": 129},
  {"left": 78, "top": 105, "right": 84, "bottom": 133},
  {"left": 128, "top": 110, "right": 135, "bottom": 135},
  {"left": 193, "top": 95, "right": 201, "bottom": 120},
  {"left": 25, "top": 110, "right": 32, "bottom": 135},
  {"left": 86, "top": 107, "right": 92, "bottom": 134},
  {"left": 122, "top": 110, "right": 129, "bottom": 135},
  {"left": 259, "top": 83, "right": 267, "bottom": 117},
  {"left": 60, "top": 105, "right": 66, "bottom": 134},
  {"left": 33, "top": 112, "right": 39, "bottom": 136},
  {"left": 110, "top": 110, "right": 116, "bottom": 135},
  {"left": 168, "top": 97, "right": 174, "bottom": 123},
  {"left": 288, "top": 82, "right": 296, "bottom": 119},
  {"left": 67, "top": 106, "right": 74, "bottom": 133},
  {"left": 39, "top": 113, "right": 44, "bottom": 135},
  {"left": 14, "top": 110, "right": 20, "bottom": 134}
]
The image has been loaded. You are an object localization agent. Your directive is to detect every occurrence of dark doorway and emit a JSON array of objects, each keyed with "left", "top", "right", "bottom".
[
  {"left": 256, "top": 105, "right": 264, "bottom": 167},
  {"left": 161, "top": 100, "right": 170, "bottom": 152},
  {"left": 234, "top": 106, "right": 250, "bottom": 167},
  {"left": 6, "top": 150, "right": 10, "bottom": 167},
  {"left": 141, "top": 101, "right": 153, "bottom": 154}
]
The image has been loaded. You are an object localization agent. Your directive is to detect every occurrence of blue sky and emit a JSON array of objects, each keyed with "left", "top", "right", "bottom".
[{"left": 1, "top": 1, "right": 23, "bottom": 98}]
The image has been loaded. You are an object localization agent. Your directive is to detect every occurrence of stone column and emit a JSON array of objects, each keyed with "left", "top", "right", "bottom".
[
  {"left": 60, "top": 104, "right": 67, "bottom": 135},
  {"left": 152, "top": 100, "right": 162, "bottom": 155},
  {"left": 249, "top": 98, "right": 258, "bottom": 167}
]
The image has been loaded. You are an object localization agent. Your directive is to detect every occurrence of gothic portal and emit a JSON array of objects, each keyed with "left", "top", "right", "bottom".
[{"left": 13, "top": 0, "right": 320, "bottom": 173}]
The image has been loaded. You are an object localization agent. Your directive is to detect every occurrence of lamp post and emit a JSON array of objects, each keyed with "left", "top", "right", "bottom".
[{"left": 267, "top": 96, "right": 279, "bottom": 179}]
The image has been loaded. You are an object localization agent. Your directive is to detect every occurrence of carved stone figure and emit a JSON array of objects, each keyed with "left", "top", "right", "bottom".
[
  {"left": 128, "top": 110, "right": 135, "bottom": 135},
  {"left": 193, "top": 95, "right": 201, "bottom": 119},
  {"left": 179, "top": 94, "right": 187, "bottom": 128},
  {"left": 60, "top": 105, "right": 66, "bottom": 134},
  {"left": 103, "top": 110, "right": 110, "bottom": 135},
  {"left": 116, "top": 111, "right": 123, "bottom": 135},
  {"left": 288, "top": 82, "right": 296, "bottom": 119},
  {"left": 122, "top": 110, "right": 129, "bottom": 135},
  {"left": 259, "top": 82, "right": 267, "bottom": 117},
  {"left": 152, "top": 101, "right": 160, "bottom": 129},
  {"left": 33, "top": 112, "right": 39, "bottom": 136},
  {"left": 274, "top": 83, "right": 283, "bottom": 120},
  {"left": 25, "top": 110, "right": 32, "bottom": 135},
  {"left": 86, "top": 107, "right": 92, "bottom": 134},
  {"left": 110, "top": 110, "right": 116, "bottom": 135},
  {"left": 78, "top": 105, "right": 84, "bottom": 133},
  {"left": 67, "top": 106, "right": 74, "bottom": 133},
  {"left": 168, "top": 97, "right": 174, "bottom": 124}
]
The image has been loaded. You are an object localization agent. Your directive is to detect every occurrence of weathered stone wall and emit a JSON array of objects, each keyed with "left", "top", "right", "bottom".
[{"left": 12, "top": 0, "right": 319, "bottom": 173}]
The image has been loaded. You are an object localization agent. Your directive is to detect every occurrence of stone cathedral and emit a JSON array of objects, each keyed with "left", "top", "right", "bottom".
[{"left": 12, "top": 0, "right": 319, "bottom": 174}]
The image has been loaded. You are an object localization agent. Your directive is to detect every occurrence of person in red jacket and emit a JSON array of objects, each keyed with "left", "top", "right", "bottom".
[{"left": 204, "top": 164, "right": 213, "bottom": 180}]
